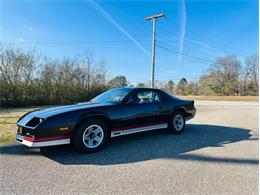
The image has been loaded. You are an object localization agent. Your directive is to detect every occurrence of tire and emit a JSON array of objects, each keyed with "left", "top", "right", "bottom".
[
  {"left": 72, "top": 119, "right": 108, "bottom": 153},
  {"left": 168, "top": 111, "right": 186, "bottom": 134}
]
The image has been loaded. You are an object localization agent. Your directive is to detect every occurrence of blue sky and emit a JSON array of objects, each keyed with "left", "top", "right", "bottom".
[{"left": 0, "top": 0, "right": 258, "bottom": 84}]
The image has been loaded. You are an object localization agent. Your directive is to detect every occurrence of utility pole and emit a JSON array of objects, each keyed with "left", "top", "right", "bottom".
[{"left": 145, "top": 13, "right": 165, "bottom": 88}]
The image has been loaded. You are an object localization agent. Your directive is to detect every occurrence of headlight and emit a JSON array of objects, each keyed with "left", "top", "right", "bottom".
[{"left": 25, "top": 117, "right": 44, "bottom": 128}]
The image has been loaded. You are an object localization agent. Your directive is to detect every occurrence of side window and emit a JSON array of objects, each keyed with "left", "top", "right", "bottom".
[{"left": 135, "top": 91, "right": 161, "bottom": 104}]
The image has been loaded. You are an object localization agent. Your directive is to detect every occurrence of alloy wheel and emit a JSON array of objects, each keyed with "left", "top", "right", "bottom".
[{"left": 82, "top": 124, "right": 104, "bottom": 149}]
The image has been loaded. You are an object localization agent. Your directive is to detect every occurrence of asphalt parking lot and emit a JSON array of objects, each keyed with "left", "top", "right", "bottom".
[{"left": 0, "top": 100, "right": 259, "bottom": 194}]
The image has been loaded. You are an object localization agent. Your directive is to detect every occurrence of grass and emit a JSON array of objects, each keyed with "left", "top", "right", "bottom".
[
  {"left": 0, "top": 134, "right": 16, "bottom": 144},
  {"left": 0, "top": 107, "right": 38, "bottom": 144}
]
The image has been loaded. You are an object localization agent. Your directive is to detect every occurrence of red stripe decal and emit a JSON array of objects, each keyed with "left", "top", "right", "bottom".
[
  {"left": 23, "top": 135, "right": 71, "bottom": 142},
  {"left": 111, "top": 121, "right": 168, "bottom": 131}
]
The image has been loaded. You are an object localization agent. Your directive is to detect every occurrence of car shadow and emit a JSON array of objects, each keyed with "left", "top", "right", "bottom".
[{"left": 0, "top": 124, "right": 258, "bottom": 165}]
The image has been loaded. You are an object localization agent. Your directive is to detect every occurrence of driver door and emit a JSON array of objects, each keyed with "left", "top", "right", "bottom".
[{"left": 111, "top": 89, "right": 168, "bottom": 136}]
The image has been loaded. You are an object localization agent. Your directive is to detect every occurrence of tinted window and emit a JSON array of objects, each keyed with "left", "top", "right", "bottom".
[{"left": 135, "top": 90, "right": 161, "bottom": 104}]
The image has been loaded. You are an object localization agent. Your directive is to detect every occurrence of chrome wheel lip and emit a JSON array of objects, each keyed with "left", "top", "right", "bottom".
[
  {"left": 82, "top": 124, "right": 104, "bottom": 149},
  {"left": 173, "top": 114, "right": 184, "bottom": 131}
]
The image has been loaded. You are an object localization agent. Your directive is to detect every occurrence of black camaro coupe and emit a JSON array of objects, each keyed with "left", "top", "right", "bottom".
[{"left": 16, "top": 88, "right": 196, "bottom": 152}]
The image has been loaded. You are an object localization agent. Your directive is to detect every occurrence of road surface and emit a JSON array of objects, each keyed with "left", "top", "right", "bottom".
[{"left": 0, "top": 100, "right": 259, "bottom": 194}]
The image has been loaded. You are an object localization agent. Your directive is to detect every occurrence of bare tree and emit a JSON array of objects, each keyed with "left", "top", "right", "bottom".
[
  {"left": 246, "top": 54, "right": 259, "bottom": 93},
  {"left": 108, "top": 76, "right": 127, "bottom": 88},
  {"left": 200, "top": 55, "right": 241, "bottom": 95},
  {"left": 0, "top": 46, "right": 110, "bottom": 107}
]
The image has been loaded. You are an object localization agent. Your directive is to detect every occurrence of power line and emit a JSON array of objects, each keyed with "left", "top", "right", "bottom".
[
  {"left": 157, "top": 41, "right": 217, "bottom": 66},
  {"left": 157, "top": 39, "right": 216, "bottom": 62},
  {"left": 110, "top": 12, "right": 217, "bottom": 79},
  {"left": 186, "top": 27, "right": 248, "bottom": 56},
  {"left": 157, "top": 19, "right": 248, "bottom": 57}
]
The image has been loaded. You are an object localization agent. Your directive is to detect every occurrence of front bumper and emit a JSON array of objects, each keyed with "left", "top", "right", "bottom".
[{"left": 16, "top": 133, "right": 71, "bottom": 147}]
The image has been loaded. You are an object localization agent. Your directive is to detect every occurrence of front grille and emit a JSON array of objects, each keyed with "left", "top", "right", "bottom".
[{"left": 17, "top": 126, "right": 34, "bottom": 136}]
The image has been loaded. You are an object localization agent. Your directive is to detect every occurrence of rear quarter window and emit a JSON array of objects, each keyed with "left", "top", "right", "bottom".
[{"left": 161, "top": 91, "right": 181, "bottom": 102}]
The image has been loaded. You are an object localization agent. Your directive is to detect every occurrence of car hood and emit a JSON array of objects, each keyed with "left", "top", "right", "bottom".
[{"left": 17, "top": 101, "right": 116, "bottom": 127}]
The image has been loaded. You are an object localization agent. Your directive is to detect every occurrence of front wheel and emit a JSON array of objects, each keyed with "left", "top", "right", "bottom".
[
  {"left": 168, "top": 111, "right": 186, "bottom": 134},
  {"left": 72, "top": 119, "right": 108, "bottom": 153}
]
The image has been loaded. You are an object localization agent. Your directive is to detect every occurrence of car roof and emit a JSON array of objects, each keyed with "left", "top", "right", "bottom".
[
  {"left": 112, "top": 87, "right": 162, "bottom": 91},
  {"left": 112, "top": 88, "right": 166, "bottom": 95}
]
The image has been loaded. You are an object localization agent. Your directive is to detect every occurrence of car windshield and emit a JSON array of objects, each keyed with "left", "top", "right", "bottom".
[{"left": 91, "top": 88, "right": 133, "bottom": 103}]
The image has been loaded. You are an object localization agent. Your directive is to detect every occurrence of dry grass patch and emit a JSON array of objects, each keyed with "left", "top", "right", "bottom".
[{"left": 0, "top": 107, "right": 39, "bottom": 144}]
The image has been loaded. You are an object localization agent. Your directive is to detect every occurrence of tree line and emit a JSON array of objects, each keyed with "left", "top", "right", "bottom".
[
  {"left": 136, "top": 55, "right": 259, "bottom": 96},
  {"left": 0, "top": 46, "right": 258, "bottom": 108},
  {"left": 0, "top": 46, "right": 109, "bottom": 107}
]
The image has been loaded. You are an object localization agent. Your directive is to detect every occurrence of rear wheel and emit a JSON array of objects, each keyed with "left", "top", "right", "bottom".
[
  {"left": 168, "top": 111, "right": 186, "bottom": 134},
  {"left": 72, "top": 119, "right": 108, "bottom": 153}
]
